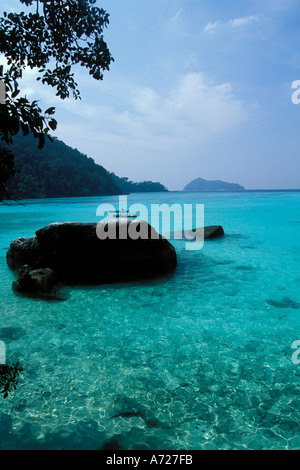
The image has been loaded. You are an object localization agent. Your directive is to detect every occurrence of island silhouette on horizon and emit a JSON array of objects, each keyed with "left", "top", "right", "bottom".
[{"left": 183, "top": 177, "right": 245, "bottom": 192}]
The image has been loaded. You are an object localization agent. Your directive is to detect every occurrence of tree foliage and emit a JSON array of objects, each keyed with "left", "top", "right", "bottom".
[
  {"left": 0, "top": 363, "right": 23, "bottom": 399},
  {"left": 0, "top": 147, "right": 16, "bottom": 201},
  {"left": 5, "top": 132, "right": 123, "bottom": 199},
  {"left": 110, "top": 173, "right": 168, "bottom": 193},
  {"left": 0, "top": 0, "right": 113, "bottom": 148},
  {"left": 3, "top": 132, "right": 168, "bottom": 200},
  {"left": 0, "top": 0, "right": 113, "bottom": 202}
]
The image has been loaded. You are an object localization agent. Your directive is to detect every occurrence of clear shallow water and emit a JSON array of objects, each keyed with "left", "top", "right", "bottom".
[{"left": 0, "top": 191, "right": 299, "bottom": 450}]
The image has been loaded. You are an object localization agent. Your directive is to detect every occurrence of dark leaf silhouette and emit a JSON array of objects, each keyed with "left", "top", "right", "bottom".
[
  {"left": 0, "top": 362, "right": 23, "bottom": 399},
  {"left": 0, "top": 0, "right": 113, "bottom": 201}
]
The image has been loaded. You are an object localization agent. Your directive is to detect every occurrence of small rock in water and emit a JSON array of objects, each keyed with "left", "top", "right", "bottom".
[{"left": 12, "top": 264, "right": 63, "bottom": 299}]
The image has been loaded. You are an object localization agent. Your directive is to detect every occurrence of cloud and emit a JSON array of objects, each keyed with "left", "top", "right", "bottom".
[
  {"left": 16, "top": 66, "right": 251, "bottom": 187},
  {"left": 170, "top": 9, "right": 183, "bottom": 22},
  {"left": 73, "top": 73, "right": 248, "bottom": 145},
  {"left": 203, "top": 21, "right": 221, "bottom": 33},
  {"left": 54, "top": 72, "right": 249, "bottom": 164},
  {"left": 204, "top": 15, "right": 259, "bottom": 33},
  {"left": 229, "top": 15, "right": 258, "bottom": 27}
]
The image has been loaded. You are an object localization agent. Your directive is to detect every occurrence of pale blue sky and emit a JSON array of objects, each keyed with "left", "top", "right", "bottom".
[{"left": 2, "top": 0, "right": 300, "bottom": 189}]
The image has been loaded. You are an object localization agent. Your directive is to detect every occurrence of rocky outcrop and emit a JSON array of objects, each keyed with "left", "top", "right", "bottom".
[
  {"left": 203, "top": 225, "right": 225, "bottom": 239},
  {"left": 7, "top": 236, "right": 42, "bottom": 271},
  {"left": 7, "top": 220, "right": 177, "bottom": 284}
]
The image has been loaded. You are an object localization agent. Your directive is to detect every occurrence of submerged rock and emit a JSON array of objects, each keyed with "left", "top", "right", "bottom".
[
  {"left": 99, "top": 438, "right": 124, "bottom": 450},
  {"left": 0, "top": 327, "right": 26, "bottom": 341},
  {"left": 169, "top": 225, "right": 224, "bottom": 241},
  {"left": 266, "top": 297, "right": 300, "bottom": 309},
  {"left": 12, "top": 265, "right": 62, "bottom": 298},
  {"left": 7, "top": 220, "right": 177, "bottom": 284}
]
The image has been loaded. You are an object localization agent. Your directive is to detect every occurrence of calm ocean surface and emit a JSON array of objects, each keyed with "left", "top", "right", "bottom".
[{"left": 0, "top": 191, "right": 299, "bottom": 450}]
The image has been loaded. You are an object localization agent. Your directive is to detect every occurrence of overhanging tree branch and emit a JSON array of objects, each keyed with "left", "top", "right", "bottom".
[
  {"left": 0, "top": 0, "right": 113, "bottom": 202},
  {"left": 0, "top": 0, "right": 113, "bottom": 146}
]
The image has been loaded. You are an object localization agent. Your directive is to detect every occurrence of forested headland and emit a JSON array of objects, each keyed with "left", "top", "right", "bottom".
[
  {"left": 110, "top": 173, "right": 168, "bottom": 194},
  {"left": 2, "top": 133, "right": 167, "bottom": 200}
]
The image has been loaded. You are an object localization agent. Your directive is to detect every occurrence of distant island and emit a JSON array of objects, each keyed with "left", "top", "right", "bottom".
[
  {"left": 183, "top": 177, "right": 245, "bottom": 192},
  {"left": 3, "top": 133, "right": 167, "bottom": 200}
]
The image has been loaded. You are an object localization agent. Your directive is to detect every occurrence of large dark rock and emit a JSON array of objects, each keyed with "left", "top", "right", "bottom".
[{"left": 7, "top": 220, "right": 177, "bottom": 283}]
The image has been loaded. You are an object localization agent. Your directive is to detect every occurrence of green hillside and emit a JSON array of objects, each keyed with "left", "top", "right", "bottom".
[{"left": 4, "top": 133, "right": 123, "bottom": 200}]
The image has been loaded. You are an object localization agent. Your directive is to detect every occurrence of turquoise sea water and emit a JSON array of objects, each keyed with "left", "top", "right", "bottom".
[{"left": 0, "top": 191, "right": 299, "bottom": 450}]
